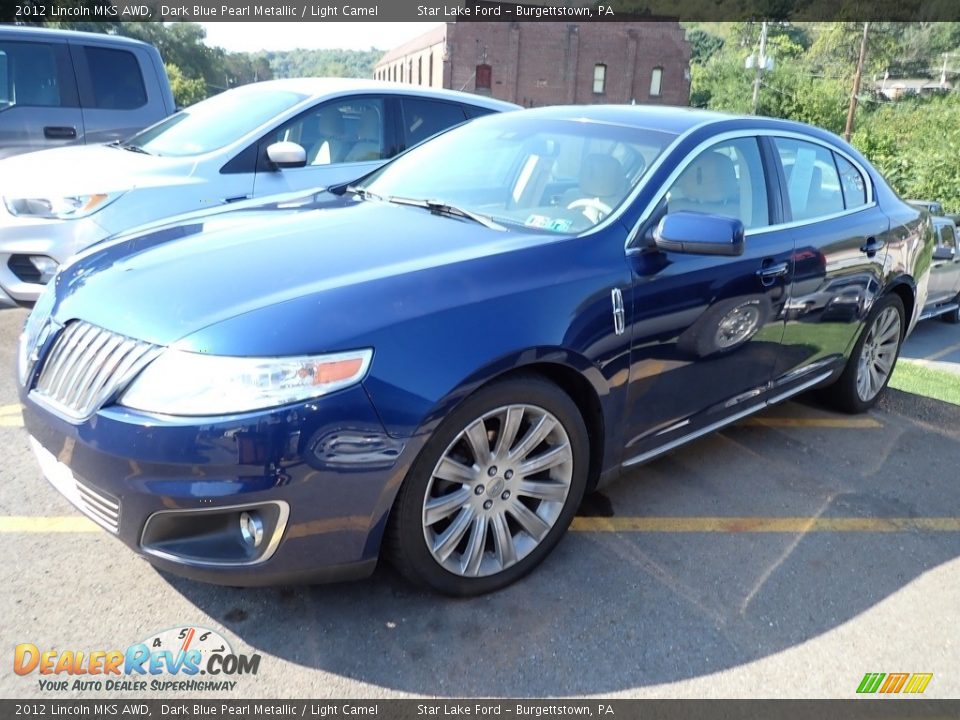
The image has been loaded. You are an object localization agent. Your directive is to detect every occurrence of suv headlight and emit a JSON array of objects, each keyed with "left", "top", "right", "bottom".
[
  {"left": 119, "top": 348, "right": 373, "bottom": 416},
  {"left": 4, "top": 192, "right": 124, "bottom": 220}
]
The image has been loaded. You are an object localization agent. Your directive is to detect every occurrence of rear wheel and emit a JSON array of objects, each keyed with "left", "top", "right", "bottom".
[
  {"left": 822, "top": 293, "right": 905, "bottom": 414},
  {"left": 386, "top": 376, "right": 588, "bottom": 596}
]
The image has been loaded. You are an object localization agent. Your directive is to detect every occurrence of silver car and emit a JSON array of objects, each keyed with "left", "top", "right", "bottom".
[{"left": 0, "top": 78, "right": 517, "bottom": 306}]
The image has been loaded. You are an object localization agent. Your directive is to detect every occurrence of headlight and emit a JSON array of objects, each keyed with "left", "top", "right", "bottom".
[
  {"left": 3, "top": 192, "right": 123, "bottom": 219},
  {"left": 17, "top": 282, "right": 56, "bottom": 386},
  {"left": 119, "top": 348, "right": 373, "bottom": 416}
]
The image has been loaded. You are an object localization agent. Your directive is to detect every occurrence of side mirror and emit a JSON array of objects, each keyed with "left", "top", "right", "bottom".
[
  {"left": 266, "top": 141, "right": 307, "bottom": 170},
  {"left": 654, "top": 211, "right": 745, "bottom": 256},
  {"left": 933, "top": 245, "right": 956, "bottom": 261}
]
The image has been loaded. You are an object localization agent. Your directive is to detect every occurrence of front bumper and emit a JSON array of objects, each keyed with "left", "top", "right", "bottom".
[
  {"left": 21, "top": 383, "right": 417, "bottom": 586},
  {"left": 0, "top": 214, "right": 110, "bottom": 304}
]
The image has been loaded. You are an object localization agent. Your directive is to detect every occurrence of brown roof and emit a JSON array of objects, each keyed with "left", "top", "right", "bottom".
[{"left": 376, "top": 24, "right": 449, "bottom": 67}]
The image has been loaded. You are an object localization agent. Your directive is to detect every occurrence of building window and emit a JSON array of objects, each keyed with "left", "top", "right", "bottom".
[
  {"left": 429, "top": 52, "right": 434, "bottom": 87},
  {"left": 650, "top": 67, "right": 663, "bottom": 97},
  {"left": 418, "top": 56, "right": 423, "bottom": 85},
  {"left": 593, "top": 64, "right": 606, "bottom": 94}
]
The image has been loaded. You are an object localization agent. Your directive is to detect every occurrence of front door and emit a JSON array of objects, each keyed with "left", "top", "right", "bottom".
[
  {"left": 252, "top": 96, "right": 392, "bottom": 198},
  {"left": 621, "top": 136, "right": 795, "bottom": 465}
]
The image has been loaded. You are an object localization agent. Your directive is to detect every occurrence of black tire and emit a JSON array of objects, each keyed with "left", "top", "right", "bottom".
[
  {"left": 677, "top": 295, "right": 771, "bottom": 358},
  {"left": 821, "top": 293, "right": 906, "bottom": 414},
  {"left": 386, "top": 375, "right": 589, "bottom": 596}
]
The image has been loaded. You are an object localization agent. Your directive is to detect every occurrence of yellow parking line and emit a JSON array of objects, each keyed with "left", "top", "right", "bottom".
[
  {"left": 0, "top": 516, "right": 100, "bottom": 533},
  {"left": 738, "top": 417, "right": 881, "bottom": 428},
  {"left": 570, "top": 517, "right": 960, "bottom": 532},
  {"left": 0, "top": 403, "right": 24, "bottom": 427},
  {"left": 2, "top": 515, "right": 959, "bottom": 535}
]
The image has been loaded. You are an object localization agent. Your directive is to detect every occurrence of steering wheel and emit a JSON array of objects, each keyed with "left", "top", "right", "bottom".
[{"left": 567, "top": 197, "right": 613, "bottom": 224}]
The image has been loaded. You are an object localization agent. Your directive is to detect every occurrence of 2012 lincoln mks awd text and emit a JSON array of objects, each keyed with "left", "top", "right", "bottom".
[{"left": 18, "top": 106, "right": 933, "bottom": 595}]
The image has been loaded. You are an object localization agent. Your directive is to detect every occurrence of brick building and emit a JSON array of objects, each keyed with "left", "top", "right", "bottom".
[{"left": 373, "top": 22, "right": 690, "bottom": 107}]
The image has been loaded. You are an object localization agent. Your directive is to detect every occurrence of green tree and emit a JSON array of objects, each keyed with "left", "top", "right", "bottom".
[{"left": 165, "top": 63, "right": 205, "bottom": 108}]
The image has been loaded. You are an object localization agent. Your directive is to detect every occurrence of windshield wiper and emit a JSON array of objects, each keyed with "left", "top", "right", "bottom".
[
  {"left": 120, "top": 142, "right": 150, "bottom": 155},
  {"left": 387, "top": 196, "right": 505, "bottom": 231},
  {"left": 345, "top": 185, "right": 383, "bottom": 202}
]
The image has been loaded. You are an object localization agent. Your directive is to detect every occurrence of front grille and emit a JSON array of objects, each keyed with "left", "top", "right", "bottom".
[
  {"left": 75, "top": 476, "right": 121, "bottom": 533},
  {"left": 32, "top": 321, "right": 163, "bottom": 421}
]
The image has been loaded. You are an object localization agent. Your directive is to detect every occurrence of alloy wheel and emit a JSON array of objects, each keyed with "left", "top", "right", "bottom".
[
  {"left": 421, "top": 404, "right": 573, "bottom": 578},
  {"left": 856, "top": 305, "right": 901, "bottom": 402}
]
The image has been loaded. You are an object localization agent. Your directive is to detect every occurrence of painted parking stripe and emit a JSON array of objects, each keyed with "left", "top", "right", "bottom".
[
  {"left": 0, "top": 516, "right": 100, "bottom": 532},
  {"left": 0, "top": 403, "right": 24, "bottom": 427},
  {"left": 2, "top": 515, "right": 959, "bottom": 534},
  {"left": 923, "top": 340, "right": 960, "bottom": 362},
  {"left": 738, "top": 416, "right": 882, "bottom": 428},
  {"left": 570, "top": 517, "right": 960, "bottom": 532}
]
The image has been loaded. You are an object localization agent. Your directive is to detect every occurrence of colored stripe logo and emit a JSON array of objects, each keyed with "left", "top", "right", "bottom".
[{"left": 857, "top": 672, "right": 933, "bottom": 694}]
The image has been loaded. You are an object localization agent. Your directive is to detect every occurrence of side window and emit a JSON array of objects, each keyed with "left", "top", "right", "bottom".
[
  {"left": 940, "top": 223, "right": 957, "bottom": 250},
  {"left": 666, "top": 137, "right": 769, "bottom": 230},
  {"left": 83, "top": 46, "right": 147, "bottom": 110},
  {"left": 463, "top": 104, "right": 497, "bottom": 120},
  {"left": 773, "top": 138, "right": 845, "bottom": 222},
  {"left": 271, "top": 98, "right": 385, "bottom": 166},
  {"left": 401, "top": 98, "right": 467, "bottom": 147},
  {"left": 834, "top": 153, "right": 868, "bottom": 209},
  {"left": 0, "top": 41, "right": 64, "bottom": 107}
]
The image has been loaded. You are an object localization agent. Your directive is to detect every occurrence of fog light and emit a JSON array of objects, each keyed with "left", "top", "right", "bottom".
[
  {"left": 29, "top": 256, "right": 59, "bottom": 284},
  {"left": 239, "top": 511, "right": 264, "bottom": 548}
]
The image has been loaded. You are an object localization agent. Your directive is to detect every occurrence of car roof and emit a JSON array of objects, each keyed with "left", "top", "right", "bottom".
[
  {"left": 506, "top": 104, "right": 856, "bottom": 140},
  {"left": 0, "top": 25, "right": 153, "bottom": 49},
  {"left": 228, "top": 78, "right": 520, "bottom": 112}
]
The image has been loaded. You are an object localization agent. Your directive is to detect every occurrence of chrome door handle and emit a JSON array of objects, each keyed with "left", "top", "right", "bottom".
[{"left": 756, "top": 261, "right": 789, "bottom": 286}]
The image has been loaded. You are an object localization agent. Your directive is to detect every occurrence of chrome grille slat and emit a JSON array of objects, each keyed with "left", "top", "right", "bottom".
[
  {"left": 31, "top": 321, "right": 163, "bottom": 422},
  {"left": 77, "top": 486, "right": 120, "bottom": 514},
  {"left": 75, "top": 482, "right": 120, "bottom": 510}
]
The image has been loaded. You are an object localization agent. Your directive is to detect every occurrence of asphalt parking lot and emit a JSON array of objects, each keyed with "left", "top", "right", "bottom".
[{"left": 1, "top": 306, "right": 959, "bottom": 699}]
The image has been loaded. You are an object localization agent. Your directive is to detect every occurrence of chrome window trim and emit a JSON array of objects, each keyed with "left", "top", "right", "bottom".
[{"left": 623, "top": 128, "right": 877, "bottom": 249}]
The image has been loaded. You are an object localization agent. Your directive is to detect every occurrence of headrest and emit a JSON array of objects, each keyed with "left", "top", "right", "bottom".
[
  {"left": 678, "top": 152, "right": 738, "bottom": 204},
  {"left": 579, "top": 154, "right": 626, "bottom": 198}
]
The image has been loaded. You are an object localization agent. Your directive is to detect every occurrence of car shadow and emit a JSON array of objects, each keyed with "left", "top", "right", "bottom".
[{"left": 161, "top": 391, "right": 960, "bottom": 696}]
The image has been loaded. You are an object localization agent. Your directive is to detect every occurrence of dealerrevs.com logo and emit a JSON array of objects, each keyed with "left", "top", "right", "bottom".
[
  {"left": 14, "top": 626, "right": 261, "bottom": 692},
  {"left": 857, "top": 672, "right": 933, "bottom": 695}
]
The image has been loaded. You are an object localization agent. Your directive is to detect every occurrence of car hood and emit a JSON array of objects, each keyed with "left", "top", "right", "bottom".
[
  {"left": 54, "top": 197, "right": 551, "bottom": 348},
  {"left": 0, "top": 145, "right": 198, "bottom": 197}
]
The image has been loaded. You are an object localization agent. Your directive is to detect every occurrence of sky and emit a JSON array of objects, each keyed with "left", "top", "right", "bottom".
[{"left": 199, "top": 22, "right": 442, "bottom": 52}]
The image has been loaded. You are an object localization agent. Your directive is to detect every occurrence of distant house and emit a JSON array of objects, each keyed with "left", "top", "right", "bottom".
[
  {"left": 374, "top": 21, "right": 690, "bottom": 108},
  {"left": 875, "top": 77, "right": 952, "bottom": 100}
]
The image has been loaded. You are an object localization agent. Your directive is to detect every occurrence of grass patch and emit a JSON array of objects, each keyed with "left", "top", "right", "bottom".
[{"left": 889, "top": 360, "right": 960, "bottom": 406}]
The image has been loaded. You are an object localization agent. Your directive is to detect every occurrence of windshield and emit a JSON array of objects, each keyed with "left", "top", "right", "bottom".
[
  {"left": 124, "top": 88, "right": 308, "bottom": 157},
  {"left": 360, "top": 114, "right": 676, "bottom": 233}
]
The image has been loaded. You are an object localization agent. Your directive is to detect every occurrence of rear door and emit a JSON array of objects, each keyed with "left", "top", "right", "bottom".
[
  {"left": 0, "top": 39, "right": 83, "bottom": 158},
  {"left": 768, "top": 135, "right": 892, "bottom": 382},
  {"left": 69, "top": 42, "right": 158, "bottom": 145},
  {"left": 399, "top": 97, "right": 469, "bottom": 151}
]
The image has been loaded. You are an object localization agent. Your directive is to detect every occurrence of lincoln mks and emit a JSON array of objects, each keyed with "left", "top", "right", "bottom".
[{"left": 18, "top": 106, "right": 933, "bottom": 595}]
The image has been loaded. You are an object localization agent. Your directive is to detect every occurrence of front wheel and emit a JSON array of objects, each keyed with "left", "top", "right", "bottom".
[
  {"left": 386, "top": 376, "right": 589, "bottom": 596},
  {"left": 822, "top": 293, "right": 905, "bottom": 414}
]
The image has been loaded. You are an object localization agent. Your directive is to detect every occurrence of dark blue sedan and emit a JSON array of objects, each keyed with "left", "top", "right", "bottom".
[{"left": 17, "top": 106, "right": 934, "bottom": 595}]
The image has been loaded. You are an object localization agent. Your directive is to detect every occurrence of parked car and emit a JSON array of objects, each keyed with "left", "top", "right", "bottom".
[
  {"left": 18, "top": 106, "right": 933, "bottom": 595},
  {"left": 919, "top": 216, "right": 960, "bottom": 323},
  {"left": 907, "top": 199, "right": 944, "bottom": 216},
  {"left": 0, "top": 26, "right": 174, "bottom": 159},
  {"left": 0, "top": 78, "right": 517, "bottom": 307}
]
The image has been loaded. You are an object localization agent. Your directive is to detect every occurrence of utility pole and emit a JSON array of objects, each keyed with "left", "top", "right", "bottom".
[
  {"left": 751, "top": 21, "right": 769, "bottom": 115},
  {"left": 844, "top": 22, "right": 870, "bottom": 142}
]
